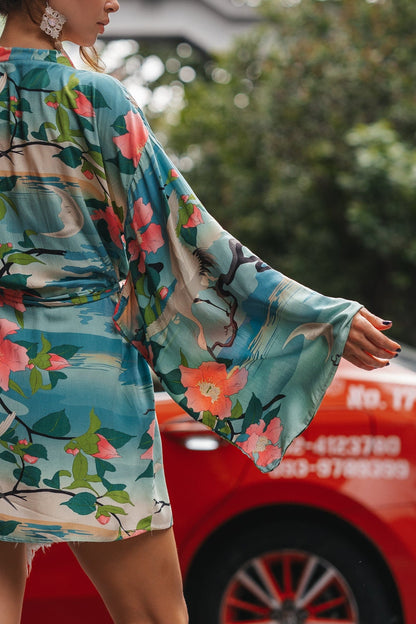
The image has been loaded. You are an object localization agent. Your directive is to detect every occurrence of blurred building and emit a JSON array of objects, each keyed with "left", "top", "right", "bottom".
[{"left": 106, "top": 0, "right": 260, "bottom": 53}]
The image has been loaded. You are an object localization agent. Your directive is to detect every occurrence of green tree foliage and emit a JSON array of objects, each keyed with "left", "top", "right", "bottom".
[{"left": 166, "top": 0, "right": 415, "bottom": 343}]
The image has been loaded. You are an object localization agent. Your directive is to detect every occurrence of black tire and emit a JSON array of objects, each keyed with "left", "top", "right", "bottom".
[{"left": 185, "top": 518, "right": 401, "bottom": 624}]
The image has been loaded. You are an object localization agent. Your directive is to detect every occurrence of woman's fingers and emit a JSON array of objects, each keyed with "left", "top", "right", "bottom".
[{"left": 342, "top": 308, "right": 401, "bottom": 370}]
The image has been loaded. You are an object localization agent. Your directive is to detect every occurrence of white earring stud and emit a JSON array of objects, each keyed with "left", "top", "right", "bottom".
[{"left": 40, "top": 3, "right": 67, "bottom": 40}]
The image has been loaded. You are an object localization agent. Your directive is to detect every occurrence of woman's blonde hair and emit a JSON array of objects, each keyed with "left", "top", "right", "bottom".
[{"left": 0, "top": 0, "right": 104, "bottom": 72}]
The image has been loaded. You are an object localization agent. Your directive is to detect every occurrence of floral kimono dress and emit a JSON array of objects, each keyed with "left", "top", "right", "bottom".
[{"left": 0, "top": 47, "right": 361, "bottom": 547}]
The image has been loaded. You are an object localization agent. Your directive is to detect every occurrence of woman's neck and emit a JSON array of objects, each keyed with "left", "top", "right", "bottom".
[{"left": 0, "top": 11, "right": 54, "bottom": 50}]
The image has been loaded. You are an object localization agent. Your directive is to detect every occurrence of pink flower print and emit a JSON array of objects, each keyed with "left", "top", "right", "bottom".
[
  {"left": 183, "top": 205, "right": 203, "bottom": 229},
  {"left": 73, "top": 91, "right": 95, "bottom": 117},
  {"left": 82, "top": 169, "right": 94, "bottom": 180},
  {"left": 170, "top": 169, "right": 179, "bottom": 179},
  {"left": 237, "top": 419, "right": 283, "bottom": 468},
  {"left": 132, "top": 341, "right": 154, "bottom": 367},
  {"left": 180, "top": 362, "right": 248, "bottom": 419},
  {"left": 0, "top": 289, "right": 26, "bottom": 313},
  {"left": 23, "top": 454, "right": 38, "bottom": 464},
  {"left": 140, "top": 223, "right": 163, "bottom": 254},
  {"left": 47, "top": 101, "right": 59, "bottom": 110},
  {"left": 113, "top": 110, "right": 149, "bottom": 167},
  {"left": 92, "top": 206, "right": 123, "bottom": 249},
  {"left": 141, "top": 420, "right": 155, "bottom": 460},
  {"left": 92, "top": 434, "right": 120, "bottom": 460},
  {"left": 97, "top": 514, "right": 111, "bottom": 525},
  {"left": 0, "top": 319, "right": 29, "bottom": 391},
  {"left": 160, "top": 287, "right": 168, "bottom": 300},
  {"left": 45, "top": 353, "right": 70, "bottom": 371},
  {"left": 127, "top": 239, "right": 140, "bottom": 261},
  {"left": 18, "top": 439, "right": 28, "bottom": 446},
  {"left": 0, "top": 47, "right": 11, "bottom": 61},
  {"left": 66, "top": 447, "right": 80, "bottom": 456},
  {"left": 132, "top": 198, "right": 153, "bottom": 231}
]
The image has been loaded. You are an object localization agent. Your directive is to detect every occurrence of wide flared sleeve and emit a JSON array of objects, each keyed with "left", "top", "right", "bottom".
[{"left": 102, "top": 86, "right": 362, "bottom": 473}]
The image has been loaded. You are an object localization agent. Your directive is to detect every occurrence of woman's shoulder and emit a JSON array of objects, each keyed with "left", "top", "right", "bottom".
[{"left": 72, "top": 67, "right": 139, "bottom": 116}]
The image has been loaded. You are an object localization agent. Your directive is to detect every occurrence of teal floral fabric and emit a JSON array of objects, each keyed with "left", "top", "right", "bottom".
[{"left": 0, "top": 47, "right": 360, "bottom": 545}]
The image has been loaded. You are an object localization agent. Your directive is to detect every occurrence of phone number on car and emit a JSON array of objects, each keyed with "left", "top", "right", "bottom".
[{"left": 271, "top": 457, "right": 410, "bottom": 480}]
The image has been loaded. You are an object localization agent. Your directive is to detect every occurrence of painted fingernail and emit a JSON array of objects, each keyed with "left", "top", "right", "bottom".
[
  {"left": 396, "top": 348, "right": 402, "bottom": 353},
  {"left": 394, "top": 353, "right": 399, "bottom": 358},
  {"left": 385, "top": 362, "right": 390, "bottom": 366},
  {"left": 382, "top": 320, "right": 392, "bottom": 325}
]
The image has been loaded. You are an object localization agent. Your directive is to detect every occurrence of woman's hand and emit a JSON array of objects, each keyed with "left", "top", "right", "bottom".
[{"left": 343, "top": 308, "right": 401, "bottom": 370}]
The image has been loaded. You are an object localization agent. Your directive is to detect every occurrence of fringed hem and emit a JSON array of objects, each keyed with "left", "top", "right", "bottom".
[{"left": 25, "top": 542, "right": 51, "bottom": 576}]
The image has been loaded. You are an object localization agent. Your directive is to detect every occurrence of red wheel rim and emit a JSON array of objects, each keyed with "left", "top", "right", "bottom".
[{"left": 220, "top": 549, "right": 359, "bottom": 623}]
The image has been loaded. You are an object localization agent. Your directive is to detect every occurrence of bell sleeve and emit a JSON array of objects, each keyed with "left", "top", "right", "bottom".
[{"left": 108, "top": 96, "right": 362, "bottom": 473}]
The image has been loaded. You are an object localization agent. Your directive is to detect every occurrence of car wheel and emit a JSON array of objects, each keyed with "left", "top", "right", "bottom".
[{"left": 186, "top": 518, "right": 401, "bottom": 624}]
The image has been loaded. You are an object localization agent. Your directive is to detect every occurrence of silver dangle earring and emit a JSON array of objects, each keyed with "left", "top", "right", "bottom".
[{"left": 40, "top": 2, "right": 67, "bottom": 42}]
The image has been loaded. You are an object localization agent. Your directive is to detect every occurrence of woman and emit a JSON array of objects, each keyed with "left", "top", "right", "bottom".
[{"left": 0, "top": 1, "right": 400, "bottom": 623}]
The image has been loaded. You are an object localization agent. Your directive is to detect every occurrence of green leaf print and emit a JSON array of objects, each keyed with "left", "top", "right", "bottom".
[
  {"left": 72, "top": 452, "right": 88, "bottom": 480},
  {"left": 143, "top": 303, "right": 156, "bottom": 325},
  {"left": 25, "top": 443, "right": 48, "bottom": 460},
  {"left": 0, "top": 521, "right": 20, "bottom": 536},
  {"left": 55, "top": 106, "right": 71, "bottom": 141},
  {"left": 97, "top": 428, "right": 134, "bottom": 449},
  {"left": 0, "top": 175, "right": 18, "bottom": 192},
  {"left": 33, "top": 410, "right": 71, "bottom": 437},
  {"left": 20, "top": 68, "right": 50, "bottom": 89},
  {"left": 230, "top": 400, "right": 243, "bottom": 420},
  {"left": 104, "top": 490, "right": 133, "bottom": 505},
  {"left": 29, "top": 368, "right": 43, "bottom": 394},
  {"left": 8, "top": 379, "right": 26, "bottom": 397},
  {"left": 55, "top": 146, "right": 83, "bottom": 168},
  {"left": 0, "top": 450, "right": 17, "bottom": 464},
  {"left": 136, "top": 463, "right": 153, "bottom": 481},
  {"left": 31, "top": 121, "right": 57, "bottom": 142},
  {"left": 43, "top": 469, "right": 71, "bottom": 489},
  {"left": 61, "top": 492, "right": 97, "bottom": 516},
  {"left": 161, "top": 369, "right": 185, "bottom": 395},
  {"left": 13, "top": 466, "right": 41, "bottom": 487},
  {"left": 75, "top": 432, "right": 99, "bottom": 455},
  {"left": 112, "top": 114, "right": 127, "bottom": 135},
  {"left": 88, "top": 408, "right": 101, "bottom": 433},
  {"left": 95, "top": 458, "right": 116, "bottom": 477},
  {"left": 0, "top": 197, "right": 6, "bottom": 221},
  {"left": 202, "top": 411, "right": 217, "bottom": 430},
  {"left": 139, "top": 432, "right": 152, "bottom": 451},
  {"left": 7, "top": 253, "right": 44, "bottom": 265},
  {"left": 50, "top": 344, "right": 80, "bottom": 359},
  {"left": 136, "top": 516, "right": 152, "bottom": 532},
  {"left": 98, "top": 504, "right": 127, "bottom": 516},
  {"left": 243, "top": 394, "right": 263, "bottom": 430}
]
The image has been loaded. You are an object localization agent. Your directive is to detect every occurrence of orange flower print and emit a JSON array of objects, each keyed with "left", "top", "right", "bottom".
[
  {"left": 0, "top": 319, "right": 29, "bottom": 391},
  {"left": 113, "top": 110, "right": 149, "bottom": 167},
  {"left": 180, "top": 362, "right": 248, "bottom": 419},
  {"left": 237, "top": 419, "right": 283, "bottom": 468},
  {"left": 97, "top": 514, "right": 111, "bottom": 525}
]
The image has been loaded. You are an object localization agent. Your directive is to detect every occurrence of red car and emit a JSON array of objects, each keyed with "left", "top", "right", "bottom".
[{"left": 23, "top": 354, "right": 416, "bottom": 624}]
